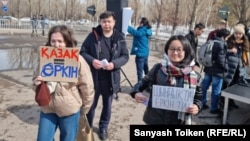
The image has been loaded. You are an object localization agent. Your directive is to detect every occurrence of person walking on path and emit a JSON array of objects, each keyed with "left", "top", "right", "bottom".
[
  {"left": 130, "top": 35, "right": 203, "bottom": 125},
  {"left": 31, "top": 15, "right": 38, "bottom": 37},
  {"left": 201, "top": 29, "right": 230, "bottom": 114},
  {"left": 185, "top": 23, "right": 205, "bottom": 67},
  {"left": 127, "top": 17, "right": 152, "bottom": 82},
  {"left": 80, "top": 11, "right": 129, "bottom": 140},
  {"left": 40, "top": 15, "right": 46, "bottom": 36},
  {"left": 32, "top": 25, "right": 95, "bottom": 141}
]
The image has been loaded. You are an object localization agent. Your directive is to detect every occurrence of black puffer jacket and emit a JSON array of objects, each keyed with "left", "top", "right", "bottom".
[
  {"left": 204, "top": 37, "right": 228, "bottom": 78},
  {"left": 80, "top": 25, "right": 129, "bottom": 93},
  {"left": 223, "top": 36, "right": 245, "bottom": 87},
  {"left": 130, "top": 63, "right": 203, "bottom": 125}
]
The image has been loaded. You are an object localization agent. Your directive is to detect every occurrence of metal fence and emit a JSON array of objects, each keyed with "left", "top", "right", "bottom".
[{"left": 0, "top": 19, "right": 93, "bottom": 32}]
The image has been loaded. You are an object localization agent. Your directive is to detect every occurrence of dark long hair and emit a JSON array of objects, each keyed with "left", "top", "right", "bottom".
[
  {"left": 140, "top": 17, "right": 151, "bottom": 29},
  {"left": 164, "top": 35, "right": 194, "bottom": 68},
  {"left": 45, "top": 25, "right": 77, "bottom": 48}
]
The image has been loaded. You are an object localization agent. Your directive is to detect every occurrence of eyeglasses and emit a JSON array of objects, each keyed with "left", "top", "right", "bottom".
[{"left": 168, "top": 48, "right": 184, "bottom": 54}]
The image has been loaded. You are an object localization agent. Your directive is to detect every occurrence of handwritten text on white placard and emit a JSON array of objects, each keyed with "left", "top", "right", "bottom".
[{"left": 152, "top": 85, "right": 195, "bottom": 112}]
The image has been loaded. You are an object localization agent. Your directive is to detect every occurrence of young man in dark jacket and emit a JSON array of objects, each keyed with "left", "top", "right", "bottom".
[
  {"left": 185, "top": 23, "right": 205, "bottom": 67},
  {"left": 80, "top": 11, "right": 129, "bottom": 140},
  {"left": 202, "top": 28, "right": 230, "bottom": 114}
]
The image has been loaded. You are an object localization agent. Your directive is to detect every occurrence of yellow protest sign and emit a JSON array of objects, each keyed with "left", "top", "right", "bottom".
[{"left": 39, "top": 46, "right": 79, "bottom": 82}]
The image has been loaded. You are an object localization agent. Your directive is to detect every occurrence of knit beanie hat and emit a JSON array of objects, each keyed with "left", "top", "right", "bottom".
[{"left": 233, "top": 24, "right": 245, "bottom": 34}]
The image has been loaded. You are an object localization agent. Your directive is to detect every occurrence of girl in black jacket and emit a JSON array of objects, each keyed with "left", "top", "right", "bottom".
[{"left": 130, "top": 35, "right": 203, "bottom": 125}]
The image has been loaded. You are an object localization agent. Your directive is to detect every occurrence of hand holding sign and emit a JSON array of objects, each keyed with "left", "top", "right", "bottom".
[
  {"left": 34, "top": 76, "right": 43, "bottom": 86},
  {"left": 186, "top": 104, "right": 199, "bottom": 115},
  {"left": 135, "top": 92, "right": 148, "bottom": 105}
]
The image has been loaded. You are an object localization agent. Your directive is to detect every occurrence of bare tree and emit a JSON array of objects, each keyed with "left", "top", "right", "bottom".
[
  {"left": 55, "top": 0, "right": 59, "bottom": 20},
  {"left": 69, "top": 0, "right": 81, "bottom": 21},
  {"left": 189, "top": 0, "right": 199, "bottom": 30},
  {"left": 227, "top": 0, "right": 250, "bottom": 24},
  {"left": 26, "top": 0, "right": 32, "bottom": 17},
  {"left": 204, "top": 0, "right": 215, "bottom": 27},
  {"left": 128, "top": 0, "right": 142, "bottom": 26},
  {"left": 37, "top": 0, "right": 42, "bottom": 16},
  {"left": 149, "top": 0, "right": 166, "bottom": 36},
  {"left": 171, "top": 0, "right": 180, "bottom": 35},
  {"left": 16, "top": 0, "right": 21, "bottom": 19},
  {"left": 2, "top": 0, "right": 249, "bottom": 31},
  {"left": 65, "top": 0, "right": 68, "bottom": 21}
]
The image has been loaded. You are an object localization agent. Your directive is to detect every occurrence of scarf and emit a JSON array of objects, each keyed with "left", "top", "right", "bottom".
[
  {"left": 235, "top": 39, "right": 249, "bottom": 66},
  {"left": 161, "top": 54, "right": 197, "bottom": 88},
  {"left": 161, "top": 54, "right": 198, "bottom": 124},
  {"left": 242, "top": 51, "right": 249, "bottom": 66}
]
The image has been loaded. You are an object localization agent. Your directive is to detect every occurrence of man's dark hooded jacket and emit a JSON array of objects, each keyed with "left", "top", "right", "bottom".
[{"left": 80, "top": 25, "right": 129, "bottom": 93}]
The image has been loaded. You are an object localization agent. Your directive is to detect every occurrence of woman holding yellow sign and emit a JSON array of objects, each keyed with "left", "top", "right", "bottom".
[{"left": 130, "top": 35, "right": 203, "bottom": 125}]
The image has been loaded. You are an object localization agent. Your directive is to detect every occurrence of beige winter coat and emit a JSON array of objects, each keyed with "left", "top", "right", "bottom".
[{"left": 33, "top": 55, "right": 94, "bottom": 117}]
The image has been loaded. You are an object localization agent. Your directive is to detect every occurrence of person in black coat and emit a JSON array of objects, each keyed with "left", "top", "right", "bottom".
[
  {"left": 220, "top": 24, "right": 250, "bottom": 109},
  {"left": 185, "top": 23, "right": 205, "bottom": 67},
  {"left": 130, "top": 35, "right": 203, "bottom": 125},
  {"left": 80, "top": 11, "right": 129, "bottom": 140},
  {"left": 201, "top": 29, "right": 230, "bottom": 114}
]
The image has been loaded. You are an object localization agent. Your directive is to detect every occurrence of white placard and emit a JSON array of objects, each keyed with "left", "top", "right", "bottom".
[
  {"left": 122, "top": 7, "right": 133, "bottom": 36},
  {"left": 152, "top": 85, "right": 195, "bottom": 112}
]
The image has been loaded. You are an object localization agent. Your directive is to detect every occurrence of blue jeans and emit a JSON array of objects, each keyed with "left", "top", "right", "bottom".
[
  {"left": 135, "top": 56, "right": 149, "bottom": 82},
  {"left": 202, "top": 73, "right": 223, "bottom": 111},
  {"left": 37, "top": 111, "right": 80, "bottom": 141}
]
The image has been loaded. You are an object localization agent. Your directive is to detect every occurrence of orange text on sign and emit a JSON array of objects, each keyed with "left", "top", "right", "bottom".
[{"left": 41, "top": 47, "right": 78, "bottom": 61}]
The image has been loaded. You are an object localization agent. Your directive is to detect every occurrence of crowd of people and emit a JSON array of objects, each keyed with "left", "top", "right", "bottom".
[{"left": 32, "top": 10, "right": 250, "bottom": 141}]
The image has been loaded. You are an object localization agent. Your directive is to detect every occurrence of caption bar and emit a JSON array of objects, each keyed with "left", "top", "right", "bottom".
[{"left": 130, "top": 125, "right": 250, "bottom": 140}]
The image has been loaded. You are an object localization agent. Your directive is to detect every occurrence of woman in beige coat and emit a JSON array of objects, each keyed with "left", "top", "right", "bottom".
[{"left": 32, "top": 25, "right": 94, "bottom": 141}]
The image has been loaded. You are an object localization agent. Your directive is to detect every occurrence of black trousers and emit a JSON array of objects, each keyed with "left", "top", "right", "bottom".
[{"left": 87, "top": 79, "right": 113, "bottom": 130}]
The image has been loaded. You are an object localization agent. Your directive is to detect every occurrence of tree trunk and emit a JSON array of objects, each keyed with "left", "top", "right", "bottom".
[
  {"left": 239, "top": 0, "right": 246, "bottom": 23},
  {"left": 189, "top": 0, "right": 199, "bottom": 30},
  {"left": 28, "top": 0, "right": 32, "bottom": 17},
  {"left": 65, "top": 0, "right": 68, "bottom": 21},
  {"left": 71, "top": 0, "right": 74, "bottom": 21},
  {"left": 171, "top": 0, "right": 180, "bottom": 35},
  {"left": 17, "top": 0, "right": 20, "bottom": 19},
  {"left": 56, "top": 0, "right": 58, "bottom": 20},
  {"left": 155, "top": 0, "right": 163, "bottom": 36},
  {"left": 204, "top": 0, "right": 214, "bottom": 27},
  {"left": 38, "top": 0, "right": 41, "bottom": 16}
]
